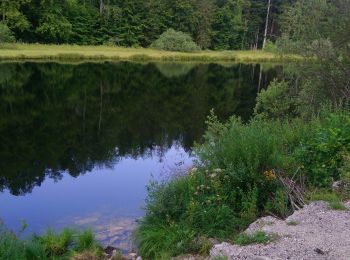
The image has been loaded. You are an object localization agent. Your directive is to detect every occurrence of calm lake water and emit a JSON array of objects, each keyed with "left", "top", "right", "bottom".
[{"left": 0, "top": 61, "right": 278, "bottom": 250}]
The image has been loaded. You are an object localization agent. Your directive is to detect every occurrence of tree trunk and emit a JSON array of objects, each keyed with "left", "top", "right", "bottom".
[
  {"left": 2, "top": 0, "right": 6, "bottom": 22},
  {"left": 99, "top": 0, "right": 104, "bottom": 15},
  {"left": 262, "top": 0, "right": 272, "bottom": 49}
]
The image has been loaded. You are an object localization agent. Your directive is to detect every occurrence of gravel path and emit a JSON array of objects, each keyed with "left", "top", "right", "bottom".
[{"left": 210, "top": 201, "right": 350, "bottom": 260}]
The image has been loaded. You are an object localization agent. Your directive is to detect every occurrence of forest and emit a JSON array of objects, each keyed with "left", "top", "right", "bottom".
[{"left": 1, "top": 0, "right": 292, "bottom": 49}]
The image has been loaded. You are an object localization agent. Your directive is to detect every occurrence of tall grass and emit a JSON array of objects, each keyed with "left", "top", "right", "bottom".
[
  {"left": 0, "top": 43, "right": 302, "bottom": 62},
  {"left": 0, "top": 225, "right": 103, "bottom": 260}
]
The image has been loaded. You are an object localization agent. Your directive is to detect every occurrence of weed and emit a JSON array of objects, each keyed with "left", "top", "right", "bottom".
[
  {"left": 307, "top": 190, "right": 347, "bottom": 210},
  {"left": 286, "top": 220, "right": 299, "bottom": 226},
  {"left": 212, "top": 255, "right": 228, "bottom": 260},
  {"left": 235, "top": 231, "right": 278, "bottom": 246}
]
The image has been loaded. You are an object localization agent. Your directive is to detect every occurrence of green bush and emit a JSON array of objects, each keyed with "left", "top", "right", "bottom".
[
  {"left": 0, "top": 23, "right": 15, "bottom": 43},
  {"left": 150, "top": 29, "right": 200, "bottom": 52},
  {"left": 296, "top": 111, "right": 350, "bottom": 187},
  {"left": 339, "top": 153, "right": 350, "bottom": 183},
  {"left": 254, "top": 80, "right": 297, "bottom": 119},
  {"left": 135, "top": 109, "right": 350, "bottom": 258},
  {"left": 135, "top": 113, "right": 314, "bottom": 258},
  {"left": 263, "top": 40, "right": 277, "bottom": 52}
]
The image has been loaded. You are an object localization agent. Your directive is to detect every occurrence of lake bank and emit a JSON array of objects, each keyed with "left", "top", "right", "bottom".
[
  {"left": 0, "top": 44, "right": 301, "bottom": 62},
  {"left": 211, "top": 201, "right": 350, "bottom": 259}
]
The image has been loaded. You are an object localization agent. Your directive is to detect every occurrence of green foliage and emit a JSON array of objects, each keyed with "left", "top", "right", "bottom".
[
  {"left": 135, "top": 112, "right": 315, "bottom": 258},
  {"left": 0, "top": 225, "right": 102, "bottom": 260},
  {"left": 286, "top": 220, "right": 299, "bottom": 226},
  {"left": 0, "top": 23, "right": 15, "bottom": 43},
  {"left": 212, "top": 256, "right": 228, "bottom": 260},
  {"left": 150, "top": 29, "right": 200, "bottom": 52},
  {"left": 254, "top": 80, "right": 296, "bottom": 119},
  {"left": 263, "top": 40, "right": 277, "bottom": 52},
  {"left": 36, "top": 13, "right": 72, "bottom": 43},
  {"left": 339, "top": 153, "right": 350, "bottom": 184},
  {"left": 264, "top": 189, "right": 290, "bottom": 217},
  {"left": 277, "top": 0, "right": 350, "bottom": 107},
  {"left": 211, "top": 0, "right": 245, "bottom": 50},
  {"left": 3, "top": 0, "right": 291, "bottom": 49},
  {"left": 235, "top": 231, "right": 274, "bottom": 246},
  {"left": 306, "top": 190, "right": 347, "bottom": 210},
  {"left": 39, "top": 228, "right": 74, "bottom": 256},
  {"left": 296, "top": 112, "right": 350, "bottom": 187}
]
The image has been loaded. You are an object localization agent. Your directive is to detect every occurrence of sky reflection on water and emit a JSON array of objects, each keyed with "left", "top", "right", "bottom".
[{"left": 0, "top": 144, "right": 191, "bottom": 250}]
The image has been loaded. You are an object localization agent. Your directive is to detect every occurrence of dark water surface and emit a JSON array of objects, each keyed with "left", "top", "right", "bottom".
[{"left": 0, "top": 61, "right": 278, "bottom": 250}]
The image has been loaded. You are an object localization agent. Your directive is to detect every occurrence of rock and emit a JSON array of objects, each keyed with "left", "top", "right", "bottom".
[
  {"left": 104, "top": 246, "right": 118, "bottom": 257},
  {"left": 110, "top": 249, "right": 118, "bottom": 260},
  {"left": 126, "top": 252, "right": 137, "bottom": 260},
  {"left": 332, "top": 180, "right": 345, "bottom": 191},
  {"left": 314, "top": 248, "right": 325, "bottom": 255},
  {"left": 210, "top": 201, "right": 350, "bottom": 259},
  {"left": 208, "top": 237, "right": 220, "bottom": 245}
]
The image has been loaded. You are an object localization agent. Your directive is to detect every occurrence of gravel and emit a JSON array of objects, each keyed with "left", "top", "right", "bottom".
[{"left": 210, "top": 201, "right": 350, "bottom": 260}]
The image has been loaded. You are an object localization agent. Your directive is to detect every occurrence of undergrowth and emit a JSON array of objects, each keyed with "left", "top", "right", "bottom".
[{"left": 135, "top": 109, "right": 350, "bottom": 258}]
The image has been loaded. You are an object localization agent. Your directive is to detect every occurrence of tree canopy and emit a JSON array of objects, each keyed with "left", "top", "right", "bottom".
[{"left": 0, "top": 0, "right": 295, "bottom": 49}]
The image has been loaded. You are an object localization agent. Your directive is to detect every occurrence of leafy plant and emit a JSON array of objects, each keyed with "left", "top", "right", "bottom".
[
  {"left": 0, "top": 23, "right": 15, "bottom": 43},
  {"left": 235, "top": 231, "right": 276, "bottom": 246},
  {"left": 150, "top": 29, "right": 200, "bottom": 52},
  {"left": 135, "top": 112, "right": 314, "bottom": 258},
  {"left": 0, "top": 225, "right": 103, "bottom": 260},
  {"left": 296, "top": 112, "right": 350, "bottom": 187},
  {"left": 254, "top": 80, "right": 296, "bottom": 119}
]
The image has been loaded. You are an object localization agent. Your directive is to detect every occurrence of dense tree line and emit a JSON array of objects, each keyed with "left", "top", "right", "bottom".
[{"left": 0, "top": 0, "right": 294, "bottom": 49}]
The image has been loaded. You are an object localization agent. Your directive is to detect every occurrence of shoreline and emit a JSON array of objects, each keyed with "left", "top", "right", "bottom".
[{"left": 0, "top": 44, "right": 301, "bottom": 62}]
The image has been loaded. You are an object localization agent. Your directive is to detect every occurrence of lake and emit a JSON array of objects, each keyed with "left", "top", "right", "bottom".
[{"left": 0, "top": 61, "right": 278, "bottom": 251}]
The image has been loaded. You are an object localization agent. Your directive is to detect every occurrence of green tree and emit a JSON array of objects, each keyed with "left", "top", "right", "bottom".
[
  {"left": 0, "top": 22, "right": 15, "bottom": 43},
  {"left": 0, "top": 0, "right": 30, "bottom": 33},
  {"left": 195, "top": 0, "right": 216, "bottom": 49},
  {"left": 212, "top": 0, "right": 245, "bottom": 50}
]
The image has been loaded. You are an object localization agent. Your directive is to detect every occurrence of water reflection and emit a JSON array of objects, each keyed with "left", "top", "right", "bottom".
[{"left": 0, "top": 61, "right": 278, "bottom": 248}]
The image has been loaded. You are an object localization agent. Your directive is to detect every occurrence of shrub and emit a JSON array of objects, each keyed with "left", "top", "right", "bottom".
[
  {"left": 150, "top": 29, "right": 200, "bottom": 52},
  {"left": 263, "top": 40, "right": 277, "bottom": 52},
  {"left": 254, "top": 80, "right": 297, "bottom": 119},
  {"left": 296, "top": 111, "right": 350, "bottom": 187},
  {"left": 0, "top": 23, "right": 15, "bottom": 43},
  {"left": 339, "top": 153, "right": 350, "bottom": 183},
  {"left": 135, "top": 113, "right": 314, "bottom": 258}
]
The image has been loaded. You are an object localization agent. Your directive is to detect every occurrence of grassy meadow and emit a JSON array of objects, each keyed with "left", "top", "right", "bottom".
[{"left": 0, "top": 44, "right": 301, "bottom": 62}]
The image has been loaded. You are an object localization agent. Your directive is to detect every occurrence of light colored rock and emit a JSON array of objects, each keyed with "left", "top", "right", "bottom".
[
  {"left": 128, "top": 252, "right": 138, "bottom": 259},
  {"left": 210, "top": 201, "right": 350, "bottom": 260}
]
